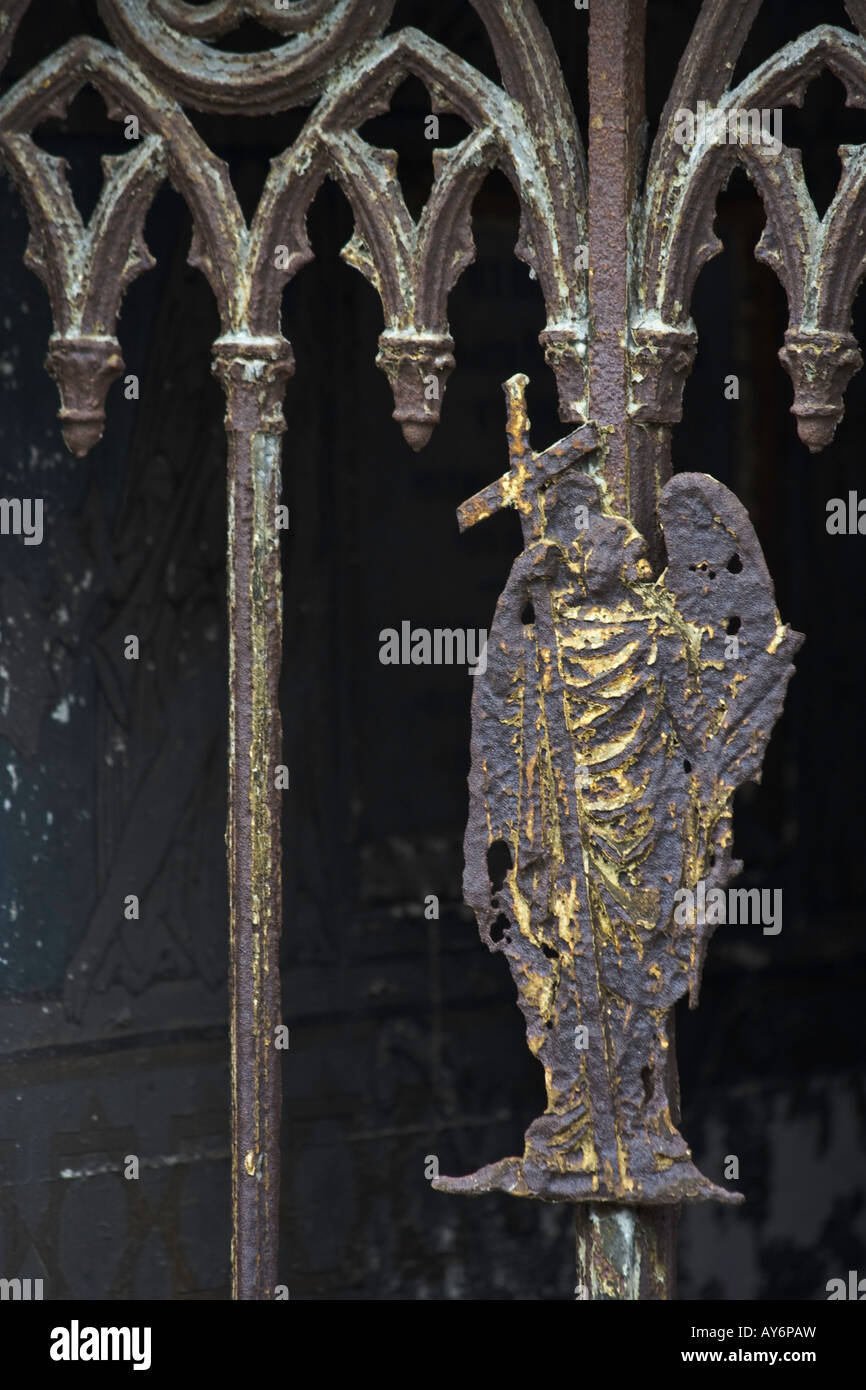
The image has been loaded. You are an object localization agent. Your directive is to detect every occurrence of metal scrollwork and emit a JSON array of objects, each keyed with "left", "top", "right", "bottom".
[{"left": 97, "top": 0, "right": 398, "bottom": 113}]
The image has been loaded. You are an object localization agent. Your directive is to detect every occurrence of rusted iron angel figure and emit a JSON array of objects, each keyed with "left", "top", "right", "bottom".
[{"left": 435, "top": 376, "right": 802, "bottom": 1205}]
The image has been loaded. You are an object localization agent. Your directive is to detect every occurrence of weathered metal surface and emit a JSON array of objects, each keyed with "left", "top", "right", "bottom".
[
  {"left": 0, "top": 0, "right": 30, "bottom": 74},
  {"left": 575, "top": 1206, "right": 677, "bottom": 1301},
  {"left": 638, "top": 2, "right": 866, "bottom": 453},
  {"left": 587, "top": 0, "right": 647, "bottom": 528},
  {"left": 434, "top": 377, "right": 802, "bottom": 1203},
  {"left": 0, "top": 47, "right": 166, "bottom": 456},
  {"left": 97, "top": 0, "right": 398, "bottom": 115},
  {"left": 1, "top": 0, "right": 849, "bottom": 1299},
  {"left": 215, "top": 337, "right": 293, "bottom": 1300}
]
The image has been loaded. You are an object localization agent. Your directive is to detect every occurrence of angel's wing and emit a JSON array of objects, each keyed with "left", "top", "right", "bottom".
[
  {"left": 658, "top": 472, "right": 803, "bottom": 792},
  {"left": 462, "top": 542, "right": 557, "bottom": 951}
]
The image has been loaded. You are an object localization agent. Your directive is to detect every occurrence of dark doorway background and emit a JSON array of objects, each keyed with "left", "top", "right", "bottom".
[{"left": 0, "top": 0, "right": 864, "bottom": 1300}]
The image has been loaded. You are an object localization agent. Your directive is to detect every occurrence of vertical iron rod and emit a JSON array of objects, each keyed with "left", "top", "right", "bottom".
[
  {"left": 217, "top": 336, "right": 293, "bottom": 1300},
  {"left": 585, "top": 0, "right": 678, "bottom": 1299}
]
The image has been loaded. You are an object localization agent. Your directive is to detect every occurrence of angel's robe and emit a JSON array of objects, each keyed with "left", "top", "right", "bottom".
[{"left": 479, "top": 532, "right": 700, "bottom": 1196}]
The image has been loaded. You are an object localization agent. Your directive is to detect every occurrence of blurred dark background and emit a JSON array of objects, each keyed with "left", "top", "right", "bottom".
[{"left": 0, "top": 0, "right": 864, "bottom": 1299}]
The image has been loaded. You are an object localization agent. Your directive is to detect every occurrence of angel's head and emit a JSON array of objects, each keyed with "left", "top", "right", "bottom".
[{"left": 543, "top": 471, "right": 651, "bottom": 599}]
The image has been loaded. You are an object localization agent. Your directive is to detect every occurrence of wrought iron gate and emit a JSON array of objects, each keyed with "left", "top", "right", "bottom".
[{"left": 3, "top": 0, "right": 864, "bottom": 1300}]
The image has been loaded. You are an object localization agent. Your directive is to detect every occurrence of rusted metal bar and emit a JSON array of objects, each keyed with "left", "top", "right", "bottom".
[
  {"left": 214, "top": 336, "right": 294, "bottom": 1301},
  {"left": 575, "top": 1206, "right": 677, "bottom": 1301},
  {"left": 587, "top": 0, "right": 646, "bottom": 527},
  {"left": 586, "top": 0, "right": 673, "bottom": 1300}
]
